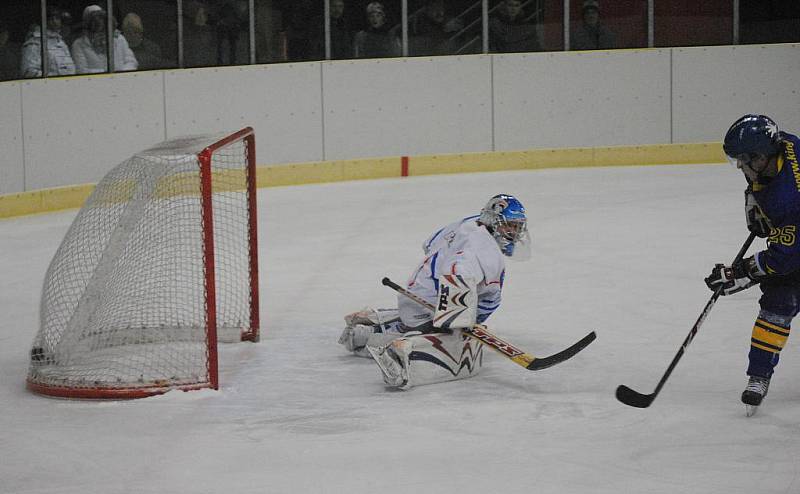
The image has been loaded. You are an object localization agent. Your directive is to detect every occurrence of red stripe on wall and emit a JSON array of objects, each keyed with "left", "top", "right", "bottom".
[{"left": 401, "top": 156, "right": 409, "bottom": 177}]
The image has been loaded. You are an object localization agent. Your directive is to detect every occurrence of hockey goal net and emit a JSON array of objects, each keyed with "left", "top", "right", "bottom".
[{"left": 27, "top": 128, "right": 259, "bottom": 399}]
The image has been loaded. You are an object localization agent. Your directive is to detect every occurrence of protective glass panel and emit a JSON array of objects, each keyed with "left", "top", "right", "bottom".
[
  {"left": 69, "top": 1, "right": 132, "bottom": 74},
  {"left": 348, "top": 0, "right": 401, "bottom": 59},
  {"left": 255, "top": 0, "right": 287, "bottom": 62},
  {"left": 115, "top": 0, "right": 178, "bottom": 70},
  {"left": 281, "top": 0, "right": 324, "bottom": 61},
  {"left": 655, "top": 1, "right": 733, "bottom": 47},
  {"left": 41, "top": 4, "right": 76, "bottom": 77},
  {"left": 3, "top": 1, "right": 39, "bottom": 80},
  {"left": 489, "top": 0, "right": 545, "bottom": 54},
  {"left": 408, "top": 0, "right": 483, "bottom": 57},
  {"left": 184, "top": 0, "right": 251, "bottom": 67},
  {"left": 570, "top": 0, "right": 644, "bottom": 51},
  {"left": 739, "top": 0, "right": 800, "bottom": 44},
  {"left": 538, "top": 0, "right": 563, "bottom": 52}
]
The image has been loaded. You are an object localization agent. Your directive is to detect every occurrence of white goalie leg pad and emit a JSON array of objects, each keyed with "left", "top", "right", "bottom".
[
  {"left": 433, "top": 274, "right": 477, "bottom": 330},
  {"left": 367, "top": 330, "right": 484, "bottom": 390}
]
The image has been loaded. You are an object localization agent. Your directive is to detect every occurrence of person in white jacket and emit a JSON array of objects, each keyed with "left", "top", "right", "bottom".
[
  {"left": 71, "top": 7, "right": 138, "bottom": 74},
  {"left": 20, "top": 6, "right": 75, "bottom": 77}
]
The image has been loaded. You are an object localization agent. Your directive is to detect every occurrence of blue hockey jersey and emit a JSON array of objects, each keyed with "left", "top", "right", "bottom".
[{"left": 751, "top": 132, "right": 800, "bottom": 275}]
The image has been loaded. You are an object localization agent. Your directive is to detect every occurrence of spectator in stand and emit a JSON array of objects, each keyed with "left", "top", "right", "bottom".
[
  {"left": 285, "top": 0, "right": 317, "bottom": 61},
  {"left": 353, "top": 2, "right": 400, "bottom": 59},
  {"left": 60, "top": 9, "right": 77, "bottom": 47},
  {"left": 254, "top": 0, "right": 284, "bottom": 63},
  {"left": 409, "top": 0, "right": 464, "bottom": 56},
  {"left": 0, "top": 20, "right": 19, "bottom": 80},
  {"left": 488, "top": 0, "right": 541, "bottom": 53},
  {"left": 72, "top": 5, "right": 138, "bottom": 74},
  {"left": 570, "top": 0, "right": 616, "bottom": 50},
  {"left": 183, "top": 1, "right": 218, "bottom": 67},
  {"left": 121, "top": 13, "right": 167, "bottom": 70},
  {"left": 329, "top": 0, "right": 354, "bottom": 59},
  {"left": 213, "top": 0, "right": 248, "bottom": 65},
  {"left": 20, "top": 6, "right": 75, "bottom": 77},
  {"left": 311, "top": 0, "right": 353, "bottom": 60}
]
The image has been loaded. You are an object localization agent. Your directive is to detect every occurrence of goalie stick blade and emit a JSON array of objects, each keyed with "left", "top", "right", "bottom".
[
  {"left": 615, "top": 385, "right": 656, "bottom": 408},
  {"left": 525, "top": 331, "right": 596, "bottom": 370}
]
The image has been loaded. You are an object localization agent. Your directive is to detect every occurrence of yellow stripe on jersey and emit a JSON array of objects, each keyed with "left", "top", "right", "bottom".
[{"left": 751, "top": 319, "right": 791, "bottom": 353}]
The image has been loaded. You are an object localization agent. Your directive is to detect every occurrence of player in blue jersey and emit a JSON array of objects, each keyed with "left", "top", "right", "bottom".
[{"left": 705, "top": 114, "right": 800, "bottom": 415}]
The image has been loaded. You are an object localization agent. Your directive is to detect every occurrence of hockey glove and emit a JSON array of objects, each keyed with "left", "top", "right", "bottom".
[
  {"left": 704, "top": 256, "right": 764, "bottom": 296},
  {"left": 745, "top": 188, "right": 772, "bottom": 238}
]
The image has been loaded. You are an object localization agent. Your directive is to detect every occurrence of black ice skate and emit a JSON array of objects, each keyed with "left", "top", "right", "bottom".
[{"left": 742, "top": 375, "right": 770, "bottom": 417}]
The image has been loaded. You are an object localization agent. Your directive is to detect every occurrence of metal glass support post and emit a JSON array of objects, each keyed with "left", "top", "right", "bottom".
[
  {"left": 563, "top": 0, "right": 570, "bottom": 50},
  {"left": 482, "top": 0, "right": 489, "bottom": 53},
  {"left": 107, "top": 0, "right": 115, "bottom": 72},
  {"left": 401, "top": 0, "right": 409, "bottom": 57},
  {"left": 325, "top": 0, "right": 331, "bottom": 60},
  {"left": 733, "top": 0, "right": 740, "bottom": 44},
  {"left": 177, "top": 0, "right": 185, "bottom": 67},
  {"left": 249, "top": 0, "right": 255, "bottom": 64},
  {"left": 647, "top": 0, "right": 654, "bottom": 47},
  {"left": 40, "top": 0, "right": 48, "bottom": 76}
]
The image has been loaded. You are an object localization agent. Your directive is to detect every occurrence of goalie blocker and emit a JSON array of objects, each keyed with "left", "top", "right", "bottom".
[{"left": 433, "top": 274, "right": 478, "bottom": 330}]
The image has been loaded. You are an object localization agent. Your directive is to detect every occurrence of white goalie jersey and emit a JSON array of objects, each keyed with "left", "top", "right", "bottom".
[{"left": 400, "top": 216, "right": 506, "bottom": 328}]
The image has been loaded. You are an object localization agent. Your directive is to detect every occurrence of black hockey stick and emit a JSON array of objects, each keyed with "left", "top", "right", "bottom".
[
  {"left": 616, "top": 232, "right": 757, "bottom": 408},
  {"left": 382, "top": 277, "right": 596, "bottom": 370}
]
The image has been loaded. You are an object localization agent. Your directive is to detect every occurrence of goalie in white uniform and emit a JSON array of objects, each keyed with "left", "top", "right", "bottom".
[{"left": 339, "top": 194, "right": 531, "bottom": 389}]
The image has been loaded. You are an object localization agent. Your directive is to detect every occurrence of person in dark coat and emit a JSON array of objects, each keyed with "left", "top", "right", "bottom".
[
  {"left": 570, "top": 0, "right": 616, "bottom": 50},
  {"left": 488, "top": 0, "right": 541, "bottom": 53},
  {"left": 353, "top": 2, "right": 400, "bottom": 59}
]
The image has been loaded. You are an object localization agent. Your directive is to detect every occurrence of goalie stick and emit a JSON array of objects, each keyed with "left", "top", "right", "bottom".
[
  {"left": 381, "top": 277, "right": 596, "bottom": 370},
  {"left": 616, "top": 232, "right": 757, "bottom": 408}
]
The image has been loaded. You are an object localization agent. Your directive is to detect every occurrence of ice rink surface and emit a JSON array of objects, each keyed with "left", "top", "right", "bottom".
[{"left": 2, "top": 163, "right": 799, "bottom": 494}]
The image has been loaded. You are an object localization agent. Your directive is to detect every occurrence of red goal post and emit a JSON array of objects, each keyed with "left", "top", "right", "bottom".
[{"left": 27, "top": 128, "right": 259, "bottom": 399}]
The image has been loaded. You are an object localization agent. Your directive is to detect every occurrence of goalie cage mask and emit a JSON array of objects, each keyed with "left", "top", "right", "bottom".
[{"left": 479, "top": 194, "right": 531, "bottom": 260}]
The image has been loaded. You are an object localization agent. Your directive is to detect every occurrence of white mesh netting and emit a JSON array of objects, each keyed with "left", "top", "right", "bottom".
[{"left": 27, "top": 129, "right": 258, "bottom": 398}]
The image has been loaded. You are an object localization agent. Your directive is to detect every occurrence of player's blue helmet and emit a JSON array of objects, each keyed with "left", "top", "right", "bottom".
[
  {"left": 479, "top": 194, "right": 531, "bottom": 260},
  {"left": 723, "top": 114, "right": 781, "bottom": 163}
]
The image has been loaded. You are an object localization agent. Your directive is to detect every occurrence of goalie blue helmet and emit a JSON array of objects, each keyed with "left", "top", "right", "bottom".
[
  {"left": 723, "top": 114, "right": 781, "bottom": 162},
  {"left": 479, "top": 194, "right": 531, "bottom": 260}
]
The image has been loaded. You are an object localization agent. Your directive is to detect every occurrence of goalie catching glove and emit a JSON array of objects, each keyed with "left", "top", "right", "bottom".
[{"left": 704, "top": 256, "right": 765, "bottom": 296}]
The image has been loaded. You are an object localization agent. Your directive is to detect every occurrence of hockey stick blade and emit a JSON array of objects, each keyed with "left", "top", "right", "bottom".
[
  {"left": 524, "top": 331, "right": 596, "bottom": 370},
  {"left": 615, "top": 385, "right": 656, "bottom": 408}
]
